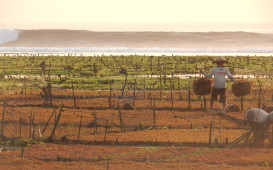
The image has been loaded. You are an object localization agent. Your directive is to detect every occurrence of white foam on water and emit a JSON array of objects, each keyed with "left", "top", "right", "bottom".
[
  {"left": 1, "top": 47, "right": 273, "bottom": 54},
  {"left": 0, "top": 29, "right": 19, "bottom": 45}
]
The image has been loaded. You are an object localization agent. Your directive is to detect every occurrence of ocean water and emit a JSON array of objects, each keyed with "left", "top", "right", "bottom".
[{"left": 1, "top": 23, "right": 273, "bottom": 55}]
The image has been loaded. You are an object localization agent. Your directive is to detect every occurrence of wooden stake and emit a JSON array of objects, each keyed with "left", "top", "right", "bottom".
[
  {"left": 153, "top": 96, "right": 156, "bottom": 128},
  {"left": 20, "top": 147, "right": 24, "bottom": 158},
  {"left": 72, "top": 81, "right": 77, "bottom": 108},
  {"left": 29, "top": 112, "right": 32, "bottom": 139},
  {"left": 143, "top": 79, "right": 146, "bottom": 99},
  {"left": 271, "top": 125, "right": 273, "bottom": 146},
  {"left": 104, "top": 118, "right": 109, "bottom": 143},
  {"left": 209, "top": 120, "right": 213, "bottom": 146},
  {"left": 188, "top": 90, "right": 191, "bottom": 110},
  {"left": 257, "top": 80, "right": 263, "bottom": 107},
  {"left": 178, "top": 77, "right": 182, "bottom": 100},
  {"left": 160, "top": 67, "right": 162, "bottom": 100},
  {"left": 203, "top": 96, "right": 207, "bottom": 112},
  {"left": 109, "top": 81, "right": 112, "bottom": 108},
  {"left": 77, "top": 116, "right": 83, "bottom": 140},
  {"left": 0, "top": 101, "right": 6, "bottom": 138},
  {"left": 120, "top": 74, "right": 128, "bottom": 98},
  {"left": 19, "top": 116, "right": 22, "bottom": 139},
  {"left": 170, "top": 81, "right": 174, "bottom": 110},
  {"left": 24, "top": 78, "right": 27, "bottom": 104},
  {"left": 42, "top": 108, "right": 57, "bottom": 134},
  {"left": 32, "top": 115, "right": 35, "bottom": 140},
  {"left": 93, "top": 110, "right": 98, "bottom": 134},
  {"left": 133, "top": 78, "right": 137, "bottom": 106},
  {"left": 240, "top": 97, "right": 244, "bottom": 111},
  {"left": 48, "top": 106, "right": 63, "bottom": 142},
  {"left": 107, "top": 157, "right": 110, "bottom": 170},
  {"left": 118, "top": 107, "right": 126, "bottom": 132}
]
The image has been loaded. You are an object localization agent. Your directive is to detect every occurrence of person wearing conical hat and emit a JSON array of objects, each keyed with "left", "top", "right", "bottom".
[{"left": 200, "top": 56, "right": 236, "bottom": 113}]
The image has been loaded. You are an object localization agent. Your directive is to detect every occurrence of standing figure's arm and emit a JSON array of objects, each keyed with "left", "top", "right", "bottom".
[
  {"left": 200, "top": 67, "right": 214, "bottom": 78},
  {"left": 225, "top": 68, "right": 235, "bottom": 82}
]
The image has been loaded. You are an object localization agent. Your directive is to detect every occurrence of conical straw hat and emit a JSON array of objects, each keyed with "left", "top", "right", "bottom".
[{"left": 212, "top": 56, "right": 227, "bottom": 63}]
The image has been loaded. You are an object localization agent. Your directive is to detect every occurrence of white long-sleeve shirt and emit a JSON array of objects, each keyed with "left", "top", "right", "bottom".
[
  {"left": 245, "top": 108, "right": 269, "bottom": 124},
  {"left": 203, "top": 66, "right": 234, "bottom": 89}
]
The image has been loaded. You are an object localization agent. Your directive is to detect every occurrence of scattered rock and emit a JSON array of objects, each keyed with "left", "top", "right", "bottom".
[
  {"left": 123, "top": 103, "right": 135, "bottom": 110},
  {"left": 227, "top": 104, "right": 240, "bottom": 112}
]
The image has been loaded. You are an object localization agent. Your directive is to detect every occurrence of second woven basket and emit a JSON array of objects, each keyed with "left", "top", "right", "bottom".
[
  {"left": 232, "top": 81, "right": 252, "bottom": 97},
  {"left": 193, "top": 78, "right": 213, "bottom": 95}
]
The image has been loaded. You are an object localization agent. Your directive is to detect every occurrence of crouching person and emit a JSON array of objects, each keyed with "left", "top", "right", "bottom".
[{"left": 245, "top": 108, "right": 273, "bottom": 145}]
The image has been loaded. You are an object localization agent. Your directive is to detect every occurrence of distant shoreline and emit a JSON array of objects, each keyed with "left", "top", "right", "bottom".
[{"left": 1, "top": 52, "right": 273, "bottom": 57}]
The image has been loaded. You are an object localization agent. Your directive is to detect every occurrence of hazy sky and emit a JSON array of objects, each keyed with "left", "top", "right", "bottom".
[{"left": 0, "top": 0, "right": 272, "bottom": 26}]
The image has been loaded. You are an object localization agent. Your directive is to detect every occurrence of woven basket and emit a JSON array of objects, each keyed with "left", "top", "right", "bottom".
[
  {"left": 193, "top": 78, "right": 213, "bottom": 95},
  {"left": 232, "top": 81, "right": 252, "bottom": 97}
]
